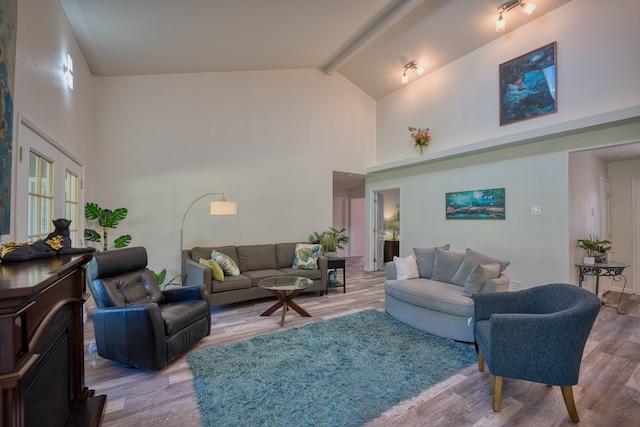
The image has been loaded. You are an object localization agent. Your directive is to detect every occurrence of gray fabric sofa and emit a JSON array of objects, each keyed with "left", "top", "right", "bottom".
[
  {"left": 182, "top": 243, "right": 328, "bottom": 307},
  {"left": 384, "top": 246, "right": 510, "bottom": 342}
]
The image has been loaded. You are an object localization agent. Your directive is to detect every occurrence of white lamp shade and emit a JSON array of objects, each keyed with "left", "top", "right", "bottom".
[
  {"left": 210, "top": 200, "right": 237, "bottom": 216},
  {"left": 521, "top": 2, "right": 536, "bottom": 15}
]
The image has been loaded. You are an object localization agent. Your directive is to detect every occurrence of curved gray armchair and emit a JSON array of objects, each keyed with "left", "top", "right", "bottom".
[
  {"left": 88, "top": 246, "right": 211, "bottom": 370},
  {"left": 473, "top": 283, "right": 601, "bottom": 422}
]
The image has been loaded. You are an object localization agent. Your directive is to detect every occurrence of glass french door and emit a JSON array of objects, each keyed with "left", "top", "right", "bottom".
[{"left": 16, "top": 118, "right": 84, "bottom": 244}]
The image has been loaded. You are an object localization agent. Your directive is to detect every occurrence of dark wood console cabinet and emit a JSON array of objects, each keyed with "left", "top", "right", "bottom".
[
  {"left": 384, "top": 240, "right": 399, "bottom": 262},
  {"left": 0, "top": 254, "right": 106, "bottom": 426}
]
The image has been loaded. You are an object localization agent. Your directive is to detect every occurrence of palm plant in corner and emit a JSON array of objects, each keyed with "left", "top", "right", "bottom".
[{"left": 84, "top": 202, "right": 132, "bottom": 251}]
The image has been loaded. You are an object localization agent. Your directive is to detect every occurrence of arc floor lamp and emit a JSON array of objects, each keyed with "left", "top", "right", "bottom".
[{"left": 180, "top": 192, "right": 237, "bottom": 256}]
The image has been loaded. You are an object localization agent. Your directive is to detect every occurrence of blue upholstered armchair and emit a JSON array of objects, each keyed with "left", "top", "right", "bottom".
[{"left": 473, "top": 283, "right": 601, "bottom": 422}]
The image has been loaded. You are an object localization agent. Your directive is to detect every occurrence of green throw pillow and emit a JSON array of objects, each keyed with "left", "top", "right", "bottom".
[
  {"left": 292, "top": 243, "right": 321, "bottom": 270},
  {"left": 199, "top": 258, "right": 225, "bottom": 282},
  {"left": 211, "top": 250, "right": 240, "bottom": 276}
]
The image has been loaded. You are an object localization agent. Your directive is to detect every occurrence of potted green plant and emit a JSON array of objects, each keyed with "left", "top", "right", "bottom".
[
  {"left": 84, "top": 202, "right": 132, "bottom": 251},
  {"left": 309, "top": 227, "right": 350, "bottom": 257},
  {"left": 321, "top": 234, "right": 338, "bottom": 257},
  {"left": 578, "top": 235, "right": 612, "bottom": 264},
  {"left": 151, "top": 268, "right": 180, "bottom": 290}
]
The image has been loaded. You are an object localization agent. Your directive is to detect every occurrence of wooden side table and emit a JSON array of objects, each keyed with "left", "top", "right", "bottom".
[
  {"left": 327, "top": 257, "right": 346, "bottom": 293},
  {"left": 384, "top": 240, "right": 399, "bottom": 262}
]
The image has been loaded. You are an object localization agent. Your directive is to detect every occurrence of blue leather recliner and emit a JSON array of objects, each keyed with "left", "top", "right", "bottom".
[{"left": 88, "top": 246, "right": 211, "bottom": 370}]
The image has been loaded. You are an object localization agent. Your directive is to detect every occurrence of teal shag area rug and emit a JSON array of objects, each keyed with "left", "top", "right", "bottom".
[{"left": 187, "top": 309, "right": 477, "bottom": 427}]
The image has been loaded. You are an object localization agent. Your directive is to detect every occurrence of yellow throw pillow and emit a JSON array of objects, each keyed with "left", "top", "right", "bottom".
[{"left": 199, "top": 258, "right": 224, "bottom": 282}]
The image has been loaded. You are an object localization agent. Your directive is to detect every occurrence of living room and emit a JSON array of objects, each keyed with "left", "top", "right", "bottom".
[{"left": 0, "top": 0, "right": 639, "bottom": 425}]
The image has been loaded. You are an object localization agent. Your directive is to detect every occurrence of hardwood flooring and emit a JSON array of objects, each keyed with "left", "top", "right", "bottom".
[{"left": 84, "top": 257, "right": 640, "bottom": 426}]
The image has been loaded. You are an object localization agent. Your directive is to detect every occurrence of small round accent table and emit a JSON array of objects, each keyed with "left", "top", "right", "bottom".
[{"left": 258, "top": 276, "right": 314, "bottom": 326}]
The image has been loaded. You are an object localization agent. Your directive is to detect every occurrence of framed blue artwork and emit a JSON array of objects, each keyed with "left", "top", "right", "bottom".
[
  {"left": 499, "top": 42, "right": 557, "bottom": 126},
  {"left": 446, "top": 188, "right": 505, "bottom": 220},
  {"left": 0, "top": 0, "right": 17, "bottom": 235}
]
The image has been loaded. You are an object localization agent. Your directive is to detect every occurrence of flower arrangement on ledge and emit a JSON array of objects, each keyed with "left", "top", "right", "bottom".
[{"left": 408, "top": 126, "right": 431, "bottom": 154}]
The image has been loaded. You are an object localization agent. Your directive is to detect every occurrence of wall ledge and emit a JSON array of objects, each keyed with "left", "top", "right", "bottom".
[{"left": 367, "top": 106, "right": 640, "bottom": 174}]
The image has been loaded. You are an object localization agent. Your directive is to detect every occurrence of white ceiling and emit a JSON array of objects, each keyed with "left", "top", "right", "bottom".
[{"left": 59, "top": 0, "right": 572, "bottom": 100}]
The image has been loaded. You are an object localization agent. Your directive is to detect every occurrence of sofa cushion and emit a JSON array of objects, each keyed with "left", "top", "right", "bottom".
[
  {"left": 450, "top": 248, "right": 510, "bottom": 286},
  {"left": 393, "top": 255, "right": 419, "bottom": 280},
  {"left": 385, "top": 279, "right": 474, "bottom": 317},
  {"left": 211, "top": 274, "right": 252, "bottom": 293},
  {"left": 462, "top": 263, "right": 501, "bottom": 297},
  {"left": 243, "top": 269, "right": 286, "bottom": 285},
  {"left": 199, "top": 258, "right": 224, "bottom": 282},
  {"left": 237, "top": 245, "right": 277, "bottom": 272},
  {"left": 211, "top": 250, "right": 240, "bottom": 276},
  {"left": 278, "top": 267, "right": 322, "bottom": 281},
  {"left": 275, "top": 243, "right": 297, "bottom": 269},
  {"left": 432, "top": 248, "right": 465, "bottom": 284},
  {"left": 413, "top": 245, "right": 450, "bottom": 279},
  {"left": 292, "top": 243, "right": 321, "bottom": 270},
  {"left": 190, "top": 247, "right": 215, "bottom": 262}
]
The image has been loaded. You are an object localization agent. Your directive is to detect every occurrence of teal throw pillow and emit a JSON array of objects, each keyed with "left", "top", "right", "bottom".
[{"left": 211, "top": 249, "right": 240, "bottom": 276}]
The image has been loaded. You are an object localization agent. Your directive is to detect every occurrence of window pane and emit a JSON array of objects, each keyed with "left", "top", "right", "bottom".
[
  {"left": 66, "top": 172, "right": 78, "bottom": 202},
  {"left": 40, "top": 159, "right": 53, "bottom": 197},
  {"left": 28, "top": 151, "right": 55, "bottom": 240},
  {"left": 40, "top": 197, "right": 52, "bottom": 235},
  {"left": 28, "top": 195, "right": 38, "bottom": 235},
  {"left": 64, "top": 170, "right": 79, "bottom": 245},
  {"left": 29, "top": 152, "right": 37, "bottom": 193}
]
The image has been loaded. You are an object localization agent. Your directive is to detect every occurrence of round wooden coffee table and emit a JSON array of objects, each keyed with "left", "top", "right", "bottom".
[{"left": 258, "top": 276, "right": 314, "bottom": 326}]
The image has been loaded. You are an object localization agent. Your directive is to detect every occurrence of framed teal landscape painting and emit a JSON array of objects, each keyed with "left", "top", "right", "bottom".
[{"left": 446, "top": 188, "right": 505, "bottom": 220}]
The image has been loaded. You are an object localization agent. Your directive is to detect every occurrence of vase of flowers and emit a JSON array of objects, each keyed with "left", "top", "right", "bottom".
[{"left": 408, "top": 126, "right": 431, "bottom": 154}]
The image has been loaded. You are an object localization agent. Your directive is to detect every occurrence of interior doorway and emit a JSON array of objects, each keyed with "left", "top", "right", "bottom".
[
  {"left": 332, "top": 171, "right": 366, "bottom": 257},
  {"left": 369, "top": 187, "right": 400, "bottom": 271}
]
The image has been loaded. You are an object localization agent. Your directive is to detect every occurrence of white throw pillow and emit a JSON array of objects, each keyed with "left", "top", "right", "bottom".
[{"left": 394, "top": 255, "right": 419, "bottom": 280}]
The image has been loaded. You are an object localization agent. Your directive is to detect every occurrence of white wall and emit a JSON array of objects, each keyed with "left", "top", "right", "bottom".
[
  {"left": 1, "top": 0, "right": 94, "bottom": 243},
  {"left": 90, "top": 70, "right": 375, "bottom": 276},
  {"left": 14, "top": 0, "right": 93, "bottom": 159},
  {"left": 376, "top": 0, "right": 640, "bottom": 164},
  {"left": 368, "top": 0, "right": 640, "bottom": 286}
]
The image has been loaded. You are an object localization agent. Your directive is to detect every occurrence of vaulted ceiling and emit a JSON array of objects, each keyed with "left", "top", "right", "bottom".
[{"left": 59, "top": 0, "right": 572, "bottom": 100}]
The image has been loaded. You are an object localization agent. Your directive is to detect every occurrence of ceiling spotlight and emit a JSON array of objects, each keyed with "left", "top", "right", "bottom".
[
  {"left": 496, "top": 13, "right": 506, "bottom": 32},
  {"left": 495, "top": 0, "right": 537, "bottom": 32},
  {"left": 401, "top": 60, "right": 423, "bottom": 84}
]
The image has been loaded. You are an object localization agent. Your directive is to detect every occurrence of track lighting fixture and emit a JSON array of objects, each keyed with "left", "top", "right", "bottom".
[
  {"left": 495, "top": 0, "right": 537, "bottom": 32},
  {"left": 401, "top": 60, "right": 424, "bottom": 85}
]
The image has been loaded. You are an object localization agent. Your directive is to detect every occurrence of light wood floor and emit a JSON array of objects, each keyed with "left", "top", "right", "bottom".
[{"left": 84, "top": 257, "right": 640, "bottom": 427}]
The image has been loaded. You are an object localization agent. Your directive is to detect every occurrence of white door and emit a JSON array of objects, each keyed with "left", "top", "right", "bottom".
[
  {"left": 350, "top": 198, "right": 365, "bottom": 257},
  {"left": 374, "top": 192, "right": 385, "bottom": 270}
]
